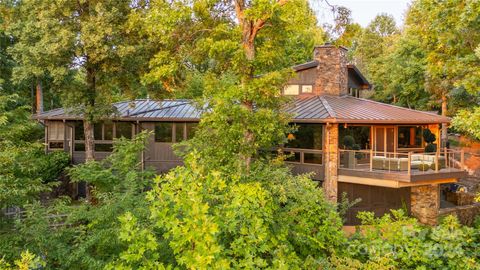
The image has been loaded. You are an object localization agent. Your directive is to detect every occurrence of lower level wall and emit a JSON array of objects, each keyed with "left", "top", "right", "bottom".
[
  {"left": 338, "top": 182, "right": 411, "bottom": 225},
  {"left": 410, "top": 184, "right": 439, "bottom": 226},
  {"left": 439, "top": 203, "right": 480, "bottom": 226}
]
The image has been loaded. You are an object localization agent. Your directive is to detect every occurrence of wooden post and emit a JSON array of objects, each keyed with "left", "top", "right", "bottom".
[
  {"left": 70, "top": 125, "right": 74, "bottom": 162},
  {"left": 45, "top": 124, "right": 49, "bottom": 154},
  {"left": 63, "top": 120, "right": 68, "bottom": 153},
  {"left": 435, "top": 151, "right": 439, "bottom": 172}
]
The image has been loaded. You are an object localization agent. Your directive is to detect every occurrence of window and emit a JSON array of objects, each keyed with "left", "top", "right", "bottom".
[
  {"left": 94, "top": 122, "right": 114, "bottom": 140},
  {"left": 95, "top": 144, "right": 113, "bottom": 152},
  {"left": 49, "top": 142, "right": 64, "bottom": 149},
  {"left": 339, "top": 126, "right": 371, "bottom": 149},
  {"left": 286, "top": 124, "right": 323, "bottom": 149},
  {"left": 398, "top": 126, "right": 423, "bottom": 148},
  {"left": 74, "top": 121, "right": 84, "bottom": 140},
  {"left": 116, "top": 122, "right": 132, "bottom": 139},
  {"left": 94, "top": 124, "right": 103, "bottom": 140},
  {"left": 104, "top": 123, "right": 113, "bottom": 140},
  {"left": 155, "top": 123, "right": 173, "bottom": 142},
  {"left": 186, "top": 123, "right": 198, "bottom": 139},
  {"left": 74, "top": 143, "right": 85, "bottom": 151},
  {"left": 302, "top": 85, "right": 313, "bottom": 93},
  {"left": 175, "top": 123, "right": 185, "bottom": 142},
  {"left": 284, "top": 85, "right": 300, "bottom": 95}
]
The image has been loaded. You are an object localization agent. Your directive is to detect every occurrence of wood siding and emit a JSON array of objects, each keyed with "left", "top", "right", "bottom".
[{"left": 339, "top": 182, "right": 411, "bottom": 225}]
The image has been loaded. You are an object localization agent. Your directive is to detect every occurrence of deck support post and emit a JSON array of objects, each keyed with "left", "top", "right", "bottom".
[
  {"left": 324, "top": 123, "right": 339, "bottom": 202},
  {"left": 410, "top": 184, "right": 440, "bottom": 226}
]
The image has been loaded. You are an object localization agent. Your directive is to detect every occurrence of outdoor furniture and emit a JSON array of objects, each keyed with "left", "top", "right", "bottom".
[{"left": 372, "top": 154, "right": 445, "bottom": 171}]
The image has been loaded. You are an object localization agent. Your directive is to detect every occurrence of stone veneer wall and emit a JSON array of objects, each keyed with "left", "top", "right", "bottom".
[
  {"left": 439, "top": 203, "right": 480, "bottom": 226},
  {"left": 324, "top": 123, "right": 339, "bottom": 202},
  {"left": 411, "top": 184, "right": 440, "bottom": 225},
  {"left": 313, "top": 45, "right": 348, "bottom": 96}
]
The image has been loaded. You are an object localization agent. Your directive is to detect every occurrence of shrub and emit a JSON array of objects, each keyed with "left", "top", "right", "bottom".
[
  {"left": 418, "top": 163, "right": 430, "bottom": 171},
  {"left": 109, "top": 156, "right": 346, "bottom": 269}
]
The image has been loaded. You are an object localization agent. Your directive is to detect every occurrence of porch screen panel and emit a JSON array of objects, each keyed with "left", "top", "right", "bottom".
[{"left": 286, "top": 124, "right": 323, "bottom": 149}]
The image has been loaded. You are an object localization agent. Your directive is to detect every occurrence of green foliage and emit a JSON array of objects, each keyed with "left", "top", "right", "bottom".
[
  {"left": 423, "top": 128, "right": 437, "bottom": 153},
  {"left": 325, "top": 211, "right": 480, "bottom": 269},
  {"left": 343, "top": 135, "right": 355, "bottom": 149},
  {"left": 0, "top": 250, "right": 45, "bottom": 270},
  {"left": 0, "top": 92, "right": 69, "bottom": 209},
  {"left": 0, "top": 133, "right": 154, "bottom": 269},
  {"left": 110, "top": 156, "right": 345, "bottom": 269},
  {"left": 453, "top": 107, "right": 480, "bottom": 140}
]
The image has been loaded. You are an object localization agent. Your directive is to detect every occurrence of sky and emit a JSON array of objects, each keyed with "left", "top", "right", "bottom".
[{"left": 313, "top": 0, "right": 412, "bottom": 27}]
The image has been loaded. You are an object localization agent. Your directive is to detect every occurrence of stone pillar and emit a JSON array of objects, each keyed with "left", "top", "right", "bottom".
[
  {"left": 313, "top": 44, "right": 349, "bottom": 96},
  {"left": 324, "top": 123, "right": 339, "bottom": 202},
  {"left": 410, "top": 184, "right": 440, "bottom": 225}
]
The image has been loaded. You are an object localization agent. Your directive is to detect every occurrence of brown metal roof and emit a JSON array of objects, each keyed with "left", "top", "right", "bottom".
[
  {"left": 35, "top": 96, "right": 450, "bottom": 124},
  {"left": 287, "top": 95, "right": 450, "bottom": 124}
]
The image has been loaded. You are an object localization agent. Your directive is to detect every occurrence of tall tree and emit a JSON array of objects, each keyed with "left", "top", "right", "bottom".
[
  {"left": 407, "top": 0, "right": 480, "bottom": 143},
  {"left": 6, "top": 0, "right": 147, "bottom": 161},
  {"left": 136, "top": 0, "right": 323, "bottom": 172}
]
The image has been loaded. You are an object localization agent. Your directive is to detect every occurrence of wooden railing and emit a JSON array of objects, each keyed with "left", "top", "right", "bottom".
[{"left": 339, "top": 148, "right": 465, "bottom": 176}]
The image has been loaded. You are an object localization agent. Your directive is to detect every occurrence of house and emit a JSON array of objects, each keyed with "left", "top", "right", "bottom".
[{"left": 34, "top": 44, "right": 467, "bottom": 225}]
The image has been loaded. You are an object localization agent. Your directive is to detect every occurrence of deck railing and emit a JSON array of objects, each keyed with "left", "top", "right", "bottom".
[
  {"left": 278, "top": 148, "right": 324, "bottom": 165},
  {"left": 339, "top": 148, "right": 465, "bottom": 176}
]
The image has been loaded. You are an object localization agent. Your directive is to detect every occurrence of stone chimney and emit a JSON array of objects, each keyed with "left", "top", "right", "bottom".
[{"left": 313, "top": 44, "right": 348, "bottom": 96}]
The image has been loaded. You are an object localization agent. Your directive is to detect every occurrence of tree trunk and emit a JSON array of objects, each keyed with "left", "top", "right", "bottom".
[
  {"left": 35, "top": 80, "right": 43, "bottom": 114},
  {"left": 441, "top": 93, "right": 448, "bottom": 147},
  {"left": 84, "top": 120, "right": 95, "bottom": 161},
  {"left": 84, "top": 65, "right": 96, "bottom": 162}
]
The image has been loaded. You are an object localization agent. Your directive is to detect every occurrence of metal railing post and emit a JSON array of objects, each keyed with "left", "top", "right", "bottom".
[
  {"left": 461, "top": 149, "right": 465, "bottom": 169},
  {"left": 408, "top": 152, "right": 411, "bottom": 176},
  {"left": 444, "top": 147, "right": 448, "bottom": 169},
  {"left": 370, "top": 149, "right": 373, "bottom": 171}
]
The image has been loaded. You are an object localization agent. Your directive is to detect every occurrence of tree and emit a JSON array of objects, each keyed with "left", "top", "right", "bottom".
[
  {"left": 6, "top": 0, "right": 148, "bottom": 161},
  {"left": 109, "top": 157, "right": 346, "bottom": 269},
  {"left": 135, "top": 0, "right": 323, "bottom": 173},
  {"left": 0, "top": 133, "right": 154, "bottom": 269},
  {"left": 407, "top": 0, "right": 480, "bottom": 144}
]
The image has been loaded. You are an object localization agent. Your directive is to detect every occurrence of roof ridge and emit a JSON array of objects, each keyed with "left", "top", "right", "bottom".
[
  {"left": 351, "top": 96, "right": 448, "bottom": 118},
  {"left": 319, "top": 96, "right": 336, "bottom": 118}
]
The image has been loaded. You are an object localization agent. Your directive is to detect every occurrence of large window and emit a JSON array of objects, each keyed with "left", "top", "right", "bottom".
[
  {"left": 186, "top": 123, "right": 198, "bottom": 139},
  {"left": 155, "top": 122, "right": 199, "bottom": 143},
  {"left": 285, "top": 124, "right": 323, "bottom": 149},
  {"left": 339, "top": 125, "right": 371, "bottom": 149},
  {"left": 398, "top": 126, "right": 423, "bottom": 148},
  {"left": 116, "top": 122, "right": 132, "bottom": 139},
  {"left": 155, "top": 123, "right": 173, "bottom": 142}
]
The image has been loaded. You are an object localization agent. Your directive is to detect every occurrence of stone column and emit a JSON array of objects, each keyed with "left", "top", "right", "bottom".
[
  {"left": 324, "top": 123, "right": 339, "bottom": 202},
  {"left": 411, "top": 184, "right": 440, "bottom": 225}
]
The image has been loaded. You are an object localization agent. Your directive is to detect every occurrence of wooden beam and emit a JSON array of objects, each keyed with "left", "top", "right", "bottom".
[{"left": 339, "top": 175, "right": 457, "bottom": 188}]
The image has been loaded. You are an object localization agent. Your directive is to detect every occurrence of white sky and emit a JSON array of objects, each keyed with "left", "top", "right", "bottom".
[{"left": 313, "top": 0, "right": 412, "bottom": 27}]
